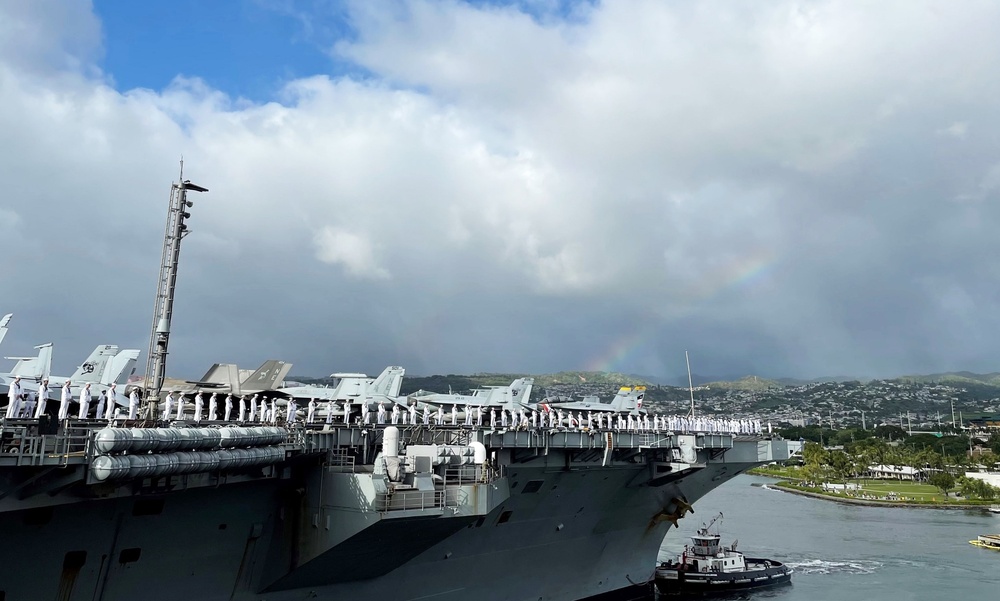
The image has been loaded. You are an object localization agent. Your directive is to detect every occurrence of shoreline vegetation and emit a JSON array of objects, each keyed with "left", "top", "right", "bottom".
[{"left": 749, "top": 467, "right": 997, "bottom": 509}]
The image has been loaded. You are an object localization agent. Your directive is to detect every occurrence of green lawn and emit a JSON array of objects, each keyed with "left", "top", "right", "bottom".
[
  {"left": 850, "top": 479, "right": 945, "bottom": 501},
  {"left": 779, "top": 478, "right": 969, "bottom": 503},
  {"left": 751, "top": 465, "right": 980, "bottom": 503}
]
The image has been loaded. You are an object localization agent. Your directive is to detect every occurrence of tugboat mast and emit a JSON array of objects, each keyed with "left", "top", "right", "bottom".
[{"left": 141, "top": 161, "right": 208, "bottom": 418}]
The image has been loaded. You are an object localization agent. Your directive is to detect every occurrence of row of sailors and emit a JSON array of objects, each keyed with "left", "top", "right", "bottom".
[
  {"left": 4, "top": 377, "right": 133, "bottom": 421},
  {"left": 355, "top": 403, "right": 764, "bottom": 435},
  {"left": 5, "top": 377, "right": 765, "bottom": 435},
  {"left": 4, "top": 381, "right": 298, "bottom": 425}
]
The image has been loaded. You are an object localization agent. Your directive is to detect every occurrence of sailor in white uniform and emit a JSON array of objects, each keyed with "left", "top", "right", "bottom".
[
  {"left": 94, "top": 391, "right": 107, "bottom": 422},
  {"left": 376, "top": 402, "right": 387, "bottom": 425},
  {"left": 175, "top": 393, "right": 186, "bottom": 421},
  {"left": 164, "top": 392, "right": 175, "bottom": 422},
  {"left": 490, "top": 408, "right": 497, "bottom": 428},
  {"left": 270, "top": 400, "right": 279, "bottom": 425},
  {"left": 22, "top": 390, "right": 36, "bottom": 419},
  {"left": 238, "top": 395, "right": 247, "bottom": 422},
  {"left": 34, "top": 379, "right": 50, "bottom": 418},
  {"left": 59, "top": 380, "right": 72, "bottom": 420},
  {"left": 194, "top": 392, "right": 204, "bottom": 423},
  {"left": 6, "top": 375, "right": 22, "bottom": 418},
  {"left": 451, "top": 405, "right": 458, "bottom": 426},
  {"left": 128, "top": 389, "right": 139, "bottom": 419},
  {"left": 409, "top": 403, "right": 417, "bottom": 425},
  {"left": 307, "top": 398, "right": 316, "bottom": 423},
  {"left": 422, "top": 405, "right": 430, "bottom": 425},
  {"left": 362, "top": 402, "right": 371, "bottom": 425},
  {"left": 106, "top": 384, "right": 118, "bottom": 419},
  {"left": 78, "top": 383, "right": 92, "bottom": 419},
  {"left": 104, "top": 388, "right": 116, "bottom": 420},
  {"left": 325, "top": 402, "right": 334, "bottom": 424},
  {"left": 208, "top": 393, "right": 218, "bottom": 421},
  {"left": 287, "top": 399, "right": 297, "bottom": 424},
  {"left": 391, "top": 403, "right": 400, "bottom": 425},
  {"left": 475, "top": 406, "right": 483, "bottom": 427},
  {"left": 463, "top": 406, "right": 473, "bottom": 426},
  {"left": 224, "top": 394, "right": 233, "bottom": 421},
  {"left": 249, "top": 394, "right": 258, "bottom": 422}
]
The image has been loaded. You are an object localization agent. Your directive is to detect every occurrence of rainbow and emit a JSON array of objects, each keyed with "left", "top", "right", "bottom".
[{"left": 584, "top": 246, "right": 778, "bottom": 374}]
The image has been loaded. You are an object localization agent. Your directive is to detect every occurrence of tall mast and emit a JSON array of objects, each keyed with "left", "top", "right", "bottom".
[
  {"left": 686, "top": 350, "right": 695, "bottom": 418},
  {"left": 142, "top": 161, "right": 208, "bottom": 418}
]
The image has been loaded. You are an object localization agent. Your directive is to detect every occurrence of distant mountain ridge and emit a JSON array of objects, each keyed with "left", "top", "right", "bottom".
[{"left": 893, "top": 371, "right": 1000, "bottom": 386}]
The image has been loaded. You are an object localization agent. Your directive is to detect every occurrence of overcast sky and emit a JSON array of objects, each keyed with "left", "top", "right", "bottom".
[{"left": 2, "top": 0, "right": 1000, "bottom": 382}]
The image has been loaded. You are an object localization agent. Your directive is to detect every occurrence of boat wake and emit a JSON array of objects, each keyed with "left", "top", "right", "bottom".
[{"left": 785, "top": 559, "right": 881, "bottom": 575}]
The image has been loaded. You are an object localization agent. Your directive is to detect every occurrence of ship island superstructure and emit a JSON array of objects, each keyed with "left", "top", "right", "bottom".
[{"left": 0, "top": 169, "right": 795, "bottom": 601}]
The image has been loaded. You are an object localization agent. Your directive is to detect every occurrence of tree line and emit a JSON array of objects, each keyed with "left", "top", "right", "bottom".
[{"left": 783, "top": 425, "right": 1000, "bottom": 500}]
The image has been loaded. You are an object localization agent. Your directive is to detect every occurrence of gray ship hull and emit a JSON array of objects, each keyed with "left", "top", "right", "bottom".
[{"left": 0, "top": 455, "right": 751, "bottom": 601}]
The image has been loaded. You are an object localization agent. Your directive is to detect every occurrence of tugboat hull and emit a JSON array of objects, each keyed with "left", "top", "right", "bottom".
[{"left": 655, "top": 559, "right": 793, "bottom": 596}]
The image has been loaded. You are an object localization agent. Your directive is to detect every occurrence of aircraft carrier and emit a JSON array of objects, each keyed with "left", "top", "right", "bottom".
[{"left": 0, "top": 171, "right": 795, "bottom": 600}]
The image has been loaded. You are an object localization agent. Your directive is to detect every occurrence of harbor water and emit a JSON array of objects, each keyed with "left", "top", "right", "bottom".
[{"left": 642, "top": 474, "right": 1000, "bottom": 600}]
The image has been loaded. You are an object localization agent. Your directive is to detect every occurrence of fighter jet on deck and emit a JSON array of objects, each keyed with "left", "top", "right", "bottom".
[
  {"left": 546, "top": 386, "right": 647, "bottom": 416},
  {"left": 2, "top": 342, "right": 141, "bottom": 414},
  {"left": 48, "top": 345, "right": 142, "bottom": 406},
  {"left": 276, "top": 366, "right": 405, "bottom": 422},
  {"left": 404, "top": 377, "right": 536, "bottom": 417},
  {"left": 154, "top": 359, "right": 293, "bottom": 399}
]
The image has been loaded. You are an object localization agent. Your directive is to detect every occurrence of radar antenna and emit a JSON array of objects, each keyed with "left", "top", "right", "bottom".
[{"left": 141, "top": 160, "right": 208, "bottom": 418}]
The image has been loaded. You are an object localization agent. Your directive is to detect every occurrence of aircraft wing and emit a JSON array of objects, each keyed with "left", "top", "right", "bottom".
[{"left": 182, "top": 381, "right": 230, "bottom": 388}]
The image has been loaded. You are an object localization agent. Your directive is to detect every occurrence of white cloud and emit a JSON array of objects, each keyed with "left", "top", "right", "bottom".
[
  {"left": 314, "top": 226, "right": 391, "bottom": 279},
  {"left": 4, "top": 1, "right": 1000, "bottom": 379},
  {"left": 938, "top": 121, "right": 969, "bottom": 139}
]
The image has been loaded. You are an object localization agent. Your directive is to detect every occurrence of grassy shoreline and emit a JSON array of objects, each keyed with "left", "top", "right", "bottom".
[{"left": 748, "top": 467, "right": 997, "bottom": 509}]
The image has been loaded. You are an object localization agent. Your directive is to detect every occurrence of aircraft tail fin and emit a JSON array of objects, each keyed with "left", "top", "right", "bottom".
[
  {"left": 509, "top": 377, "right": 534, "bottom": 406},
  {"left": 610, "top": 386, "right": 645, "bottom": 413},
  {"left": 370, "top": 366, "right": 405, "bottom": 397},
  {"left": 70, "top": 345, "right": 119, "bottom": 383},
  {"left": 6, "top": 343, "right": 53, "bottom": 380},
  {"left": 496, "top": 377, "right": 534, "bottom": 412},
  {"left": 241, "top": 360, "right": 292, "bottom": 391},
  {"left": 102, "top": 349, "right": 140, "bottom": 385},
  {"left": 0, "top": 313, "right": 12, "bottom": 347}
]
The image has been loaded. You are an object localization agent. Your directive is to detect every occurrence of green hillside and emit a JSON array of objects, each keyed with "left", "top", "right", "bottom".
[
  {"left": 894, "top": 371, "right": 1000, "bottom": 386},
  {"left": 701, "top": 375, "right": 782, "bottom": 390}
]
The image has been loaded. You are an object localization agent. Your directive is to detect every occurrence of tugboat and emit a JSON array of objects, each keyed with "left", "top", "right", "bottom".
[{"left": 655, "top": 513, "right": 792, "bottom": 596}]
